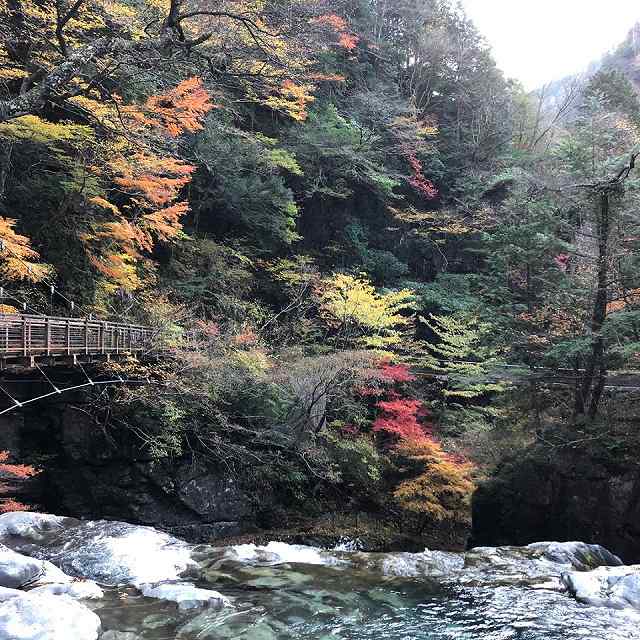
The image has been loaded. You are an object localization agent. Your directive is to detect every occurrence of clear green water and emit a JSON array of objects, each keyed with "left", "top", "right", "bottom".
[{"left": 88, "top": 552, "right": 640, "bottom": 640}]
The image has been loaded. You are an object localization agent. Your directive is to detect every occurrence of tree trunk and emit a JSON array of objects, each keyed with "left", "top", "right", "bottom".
[{"left": 576, "top": 190, "right": 610, "bottom": 420}]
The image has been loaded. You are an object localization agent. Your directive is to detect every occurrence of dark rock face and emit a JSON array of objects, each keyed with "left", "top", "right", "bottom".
[
  {"left": 472, "top": 455, "right": 640, "bottom": 563},
  {"left": 0, "top": 391, "right": 254, "bottom": 543},
  {"left": 48, "top": 458, "right": 251, "bottom": 542}
]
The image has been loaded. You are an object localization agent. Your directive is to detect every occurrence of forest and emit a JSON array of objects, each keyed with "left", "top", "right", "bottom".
[{"left": 1, "top": 0, "right": 640, "bottom": 558}]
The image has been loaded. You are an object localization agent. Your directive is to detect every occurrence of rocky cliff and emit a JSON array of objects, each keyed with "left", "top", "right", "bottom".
[{"left": 472, "top": 453, "right": 640, "bottom": 563}]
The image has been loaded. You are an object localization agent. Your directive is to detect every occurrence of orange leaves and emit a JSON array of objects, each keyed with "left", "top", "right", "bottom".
[
  {"left": 312, "top": 13, "right": 349, "bottom": 32},
  {"left": 406, "top": 152, "right": 438, "bottom": 199},
  {"left": 338, "top": 32, "right": 359, "bottom": 51},
  {"left": 0, "top": 451, "right": 37, "bottom": 479},
  {"left": 0, "top": 217, "right": 52, "bottom": 282},
  {"left": 85, "top": 152, "right": 193, "bottom": 289},
  {"left": 393, "top": 436, "right": 474, "bottom": 523},
  {"left": 112, "top": 153, "right": 194, "bottom": 208},
  {"left": 606, "top": 288, "right": 640, "bottom": 315},
  {"left": 88, "top": 252, "right": 141, "bottom": 292},
  {"left": 127, "top": 78, "right": 215, "bottom": 138},
  {"left": 141, "top": 202, "right": 189, "bottom": 242},
  {"left": 312, "top": 13, "right": 359, "bottom": 51}
]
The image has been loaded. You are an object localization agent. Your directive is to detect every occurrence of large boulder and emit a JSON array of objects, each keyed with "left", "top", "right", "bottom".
[
  {"left": 0, "top": 587, "right": 101, "bottom": 640},
  {"left": 0, "top": 545, "right": 43, "bottom": 588},
  {"left": 0, "top": 513, "right": 197, "bottom": 588},
  {"left": 561, "top": 565, "right": 640, "bottom": 610}
]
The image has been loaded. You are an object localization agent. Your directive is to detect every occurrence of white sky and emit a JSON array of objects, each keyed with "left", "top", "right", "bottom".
[{"left": 460, "top": 0, "right": 640, "bottom": 89}]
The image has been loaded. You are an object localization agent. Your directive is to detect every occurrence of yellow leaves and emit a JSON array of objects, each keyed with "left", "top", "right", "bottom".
[
  {"left": 89, "top": 252, "right": 141, "bottom": 293},
  {"left": 0, "top": 116, "right": 93, "bottom": 146},
  {"left": 0, "top": 217, "right": 52, "bottom": 283},
  {"left": 67, "top": 95, "right": 121, "bottom": 129},
  {"left": 264, "top": 80, "right": 316, "bottom": 121},
  {"left": 393, "top": 437, "right": 474, "bottom": 523},
  {"left": 320, "top": 274, "right": 414, "bottom": 350},
  {"left": 267, "top": 148, "right": 303, "bottom": 175},
  {"left": 388, "top": 206, "right": 475, "bottom": 237},
  {"left": 89, "top": 196, "right": 120, "bottom": 216},
  {"left": 231, "top": 348, "right": 272, "bottom": 375},
  {"left": 0, "top": 68, "right": 28, "bottom": 80},
  {"left": 0, "top": 304, "right": 19, "bottom": 314}
]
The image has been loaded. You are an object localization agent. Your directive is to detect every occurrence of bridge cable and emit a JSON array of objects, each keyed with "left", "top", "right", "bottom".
[
  {"left": 76, "top": 361, "right": 95, "bottom": 386},
  {"left": 0, "top": 383, "right": 21, "bottom": 408},
  {"left": 0, "top": 287, "right": 47, "bottom": 317},
  {"left": 34, "top": 362, "right": 61, "bottom": 394},
  {"left": 0, "top": 243, "right": 79, "bottom": 315}
]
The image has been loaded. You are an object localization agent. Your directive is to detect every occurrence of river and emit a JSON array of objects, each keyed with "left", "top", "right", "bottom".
[{"left": 0, "top": 514, "right": 639, "bottom": 639}]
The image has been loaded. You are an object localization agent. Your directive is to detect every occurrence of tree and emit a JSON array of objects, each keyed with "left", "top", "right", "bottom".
[
  {"left": 0, "top": 216, "right": 50, "bottom": 281},
  {"left": 319, "top": 273, "right": 414, "bottom": 351},
  {"left": 0, "top": 0, "right": 352, "bottom": 123},
  {"left": 393, "top": 436, "right": 474, "bottom": 527}
]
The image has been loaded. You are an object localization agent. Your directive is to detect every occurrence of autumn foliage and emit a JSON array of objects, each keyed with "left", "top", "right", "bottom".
[
  {"left": 373, "top": 396, "right": 427, "bottom": 441},
  {"left": 369, "top": 363, "right": 474, "bottom": 526},
  {"left": 0, "top": 217, "right": 51, "bottom": 282},
  {"left": 0, "top": 452, "right": 37, "bottom": 514},
  {"left": 127, "top": 78, "right": 215, "bottom": 138},
  {"left": 81, "top": 78, "right": 214, "bottom": 291},
  {"left": 311, "top": 14, "right": 360, "bottom": 51},
  {"left": 407, "top": 152, "right": 439, "bottom": 199},
  {"left": 393, "top": 437, "right": 474, "bottom": 523}
]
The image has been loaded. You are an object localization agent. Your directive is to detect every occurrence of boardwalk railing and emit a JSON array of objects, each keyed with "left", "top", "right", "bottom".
[{"left": 0, "top": 313, "right": 156, "bottom": 363}]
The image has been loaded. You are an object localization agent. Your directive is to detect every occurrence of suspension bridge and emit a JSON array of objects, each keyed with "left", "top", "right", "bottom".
[
  {"left": 0, "top": 311, "right": 165, "bottom": 416},
  {"left": 0, "top": 313, "right": 156, "bottom": 369}
]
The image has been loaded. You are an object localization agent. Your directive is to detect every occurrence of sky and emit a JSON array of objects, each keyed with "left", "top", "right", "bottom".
[{"left": 460, "top": 0, "right": 640, "bottom": 89}]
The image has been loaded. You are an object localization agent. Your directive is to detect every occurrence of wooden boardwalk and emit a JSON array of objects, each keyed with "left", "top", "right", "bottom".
[{"left": 0, "top": 313, "right": 155, "bottom": 368}]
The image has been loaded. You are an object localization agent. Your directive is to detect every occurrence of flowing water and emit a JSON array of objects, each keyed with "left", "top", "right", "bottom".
[
  {"left": 88, "top": 563, "right": 640, "bottom": 640},
  {"left": 76, "top": 541, "right": 640, "bottom": 639},
  {"left": 2, "top": 515, "right": 640, "bottom": 640}
]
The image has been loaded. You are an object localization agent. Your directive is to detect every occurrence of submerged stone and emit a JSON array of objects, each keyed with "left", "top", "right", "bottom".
[{"left": 140, "top": 582, "right": 230, "bottom": 610}]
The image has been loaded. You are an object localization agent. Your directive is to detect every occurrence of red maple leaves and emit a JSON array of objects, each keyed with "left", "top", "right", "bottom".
[{"left": 407, "top": 152, "right": 438, "bottom": 199}]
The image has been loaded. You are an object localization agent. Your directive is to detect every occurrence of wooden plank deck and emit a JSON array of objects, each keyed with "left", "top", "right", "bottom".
[{"left": 0, "top": 313, "right": 155, "bottom": 366}]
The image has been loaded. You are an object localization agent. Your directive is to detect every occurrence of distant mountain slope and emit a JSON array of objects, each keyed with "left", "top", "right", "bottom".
[{"left": 600, "top": 22, "right": 640, "bottom": 89}]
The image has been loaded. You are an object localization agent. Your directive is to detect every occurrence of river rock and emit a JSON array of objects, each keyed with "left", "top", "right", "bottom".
[
  {"left": 561, "top": 564, "right": 640, "bottom": 610},
  {"left": 140, "top": 582, "right": 230, "bottom": 611},
  {"left": 0, "top": 512, "right": 67, "bottom": 540},
  {"left": 527, "top": 541, "right": 623, "bottom": 569},
  {"left": 30, "top": 579, "right": 104, "bottom": 599},
  {"left": 0, "top": 544, "right": 43, "bottom": 588},
  {"left": 0, "top": 514, "right": 197, "bottom": 588},
  {"left": 0, "top": 587, "right": 101, "bottom": 639}
]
